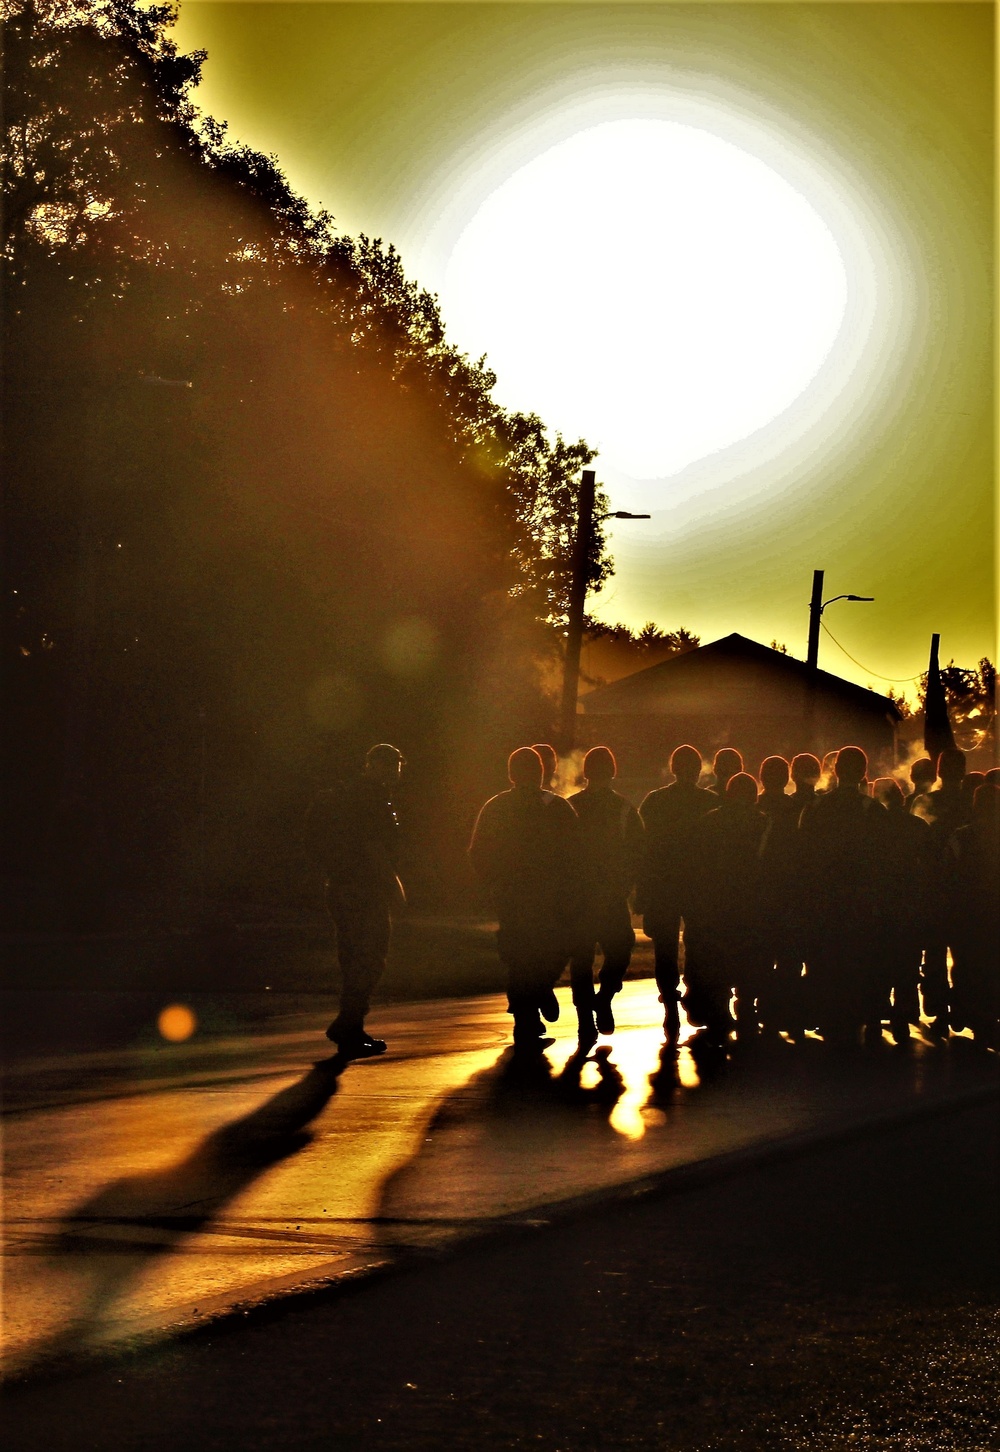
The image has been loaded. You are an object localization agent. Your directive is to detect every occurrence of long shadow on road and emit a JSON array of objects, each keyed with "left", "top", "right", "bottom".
[
  {"left": 18, "top": 1055, "right": 347, "bottom": 1376},
  {"left": 376, "top": 1043, "right": 634, "bottom": 1246}
]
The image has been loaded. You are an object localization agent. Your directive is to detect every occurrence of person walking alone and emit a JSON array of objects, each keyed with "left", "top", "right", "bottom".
[{"left": 305, "top": 743, "right": 406, "bottom": 1059}]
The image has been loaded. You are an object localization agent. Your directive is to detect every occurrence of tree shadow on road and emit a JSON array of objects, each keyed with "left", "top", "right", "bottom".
[{"left": 17, "top": 1055, "right": 347, "bottom": 1376}]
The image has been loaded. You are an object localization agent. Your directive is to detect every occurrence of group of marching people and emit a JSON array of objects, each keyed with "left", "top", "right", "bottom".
[{"left": 468, "top": 740, "right": 1000, "bottom": 1058}]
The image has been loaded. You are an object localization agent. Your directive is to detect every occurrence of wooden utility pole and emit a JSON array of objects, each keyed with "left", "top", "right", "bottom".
[
  {"left": 806, "top": 568, "right": 824, "bottom": 673},
  {"left": 558, "top": 469, "right": 596, "bottom": 754},
  {"left": 923, "top": 632, "right": 957, "bottom": 764}
]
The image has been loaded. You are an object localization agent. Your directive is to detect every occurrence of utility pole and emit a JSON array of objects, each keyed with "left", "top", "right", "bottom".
[
  {"left": 558, "top": 469, "right": 596, "bottom": 754},
  {"left": 556, "top": 472, "right": 650, "bottom": 752},
  {"left": 806, "top": 568, "right": 874, "bottom": 673},
  {"left": 803, "top": 568, "right": 874, "bottom": 753},
  {"left": 923, "top": 632, "right": 956, "bottom": 764},
  {"left": 806, "top": 568, "right": 824, "bottom": 673}
]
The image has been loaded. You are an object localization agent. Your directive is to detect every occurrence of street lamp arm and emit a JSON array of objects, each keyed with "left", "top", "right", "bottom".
[
  {"left": 820, "top": 593, "right": 874, "bottom": 612},
  {"left": 598, "top": 510, "right": 651, "bottom": 520}
]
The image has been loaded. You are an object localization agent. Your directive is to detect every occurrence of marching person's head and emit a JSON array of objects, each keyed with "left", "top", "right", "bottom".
[
  {"left": 834, "top": 745, "right": 868, "bottom": 788},
  {"left": 909, "top": 757, "right": 935, "bottom": 791},
  {"left": 364, "top": 743, "right": 405, "bottom": 787},
  {"left": 725, "top": 772, "right": 759, "bottom": 808},
  {"left": 713, "top": 748, "right": 743, "bottom": 787},
  {"left": 973, "top": 781, "right": 1000, "bottom": 822},
  {"left": 937, "top": 746, "right": 966, "bottom": 785},
  {"left": 759, "top": 756, "right": 790, "bottom": 793},
  {"left": 962, "top": 770, "right": 986, "bottom": 800},
  {"left": 872, "top": 777, "right": 904, "bottom": 812},
  {"left": 670, "top": 744, "right": 702, "bottom": 785},
  {"left": 791, "top": 753, "right": 821, "bottom": 788},
  {"left": 531, "top": 742, "right": 558, "bottom": 787},
  {"left": 583, "top": 746, "right": 617, "bottom": 786},
  {"left": 509, "top": 746, "right": 544, "bottom": 789}
]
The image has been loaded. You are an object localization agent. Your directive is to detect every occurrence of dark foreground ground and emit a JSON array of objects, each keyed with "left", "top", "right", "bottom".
[{"left": 5, "top": 1096, "right": 999, "bottom": 1452}]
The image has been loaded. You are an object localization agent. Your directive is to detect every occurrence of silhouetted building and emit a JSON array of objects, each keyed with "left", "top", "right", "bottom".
[{"left": 578, "top": 633, "right": 901, "bottom": 794}]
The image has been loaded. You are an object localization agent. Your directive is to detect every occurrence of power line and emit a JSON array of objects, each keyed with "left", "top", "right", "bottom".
[{"left": 819, "top": 620, "right": 923, "bottom": 684}]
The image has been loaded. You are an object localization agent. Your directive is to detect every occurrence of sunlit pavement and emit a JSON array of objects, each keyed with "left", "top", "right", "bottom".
[{"left": 2, "top": 978, "right": 997, "bottom": 1380}]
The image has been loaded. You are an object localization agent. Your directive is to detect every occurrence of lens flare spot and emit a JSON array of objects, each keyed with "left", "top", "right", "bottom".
[{"left": 158, "top": 1003, "right": 197, "bottom": 1042}]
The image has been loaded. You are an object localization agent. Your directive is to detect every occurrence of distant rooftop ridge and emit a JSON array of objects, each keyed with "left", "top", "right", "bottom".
[{"left": 580, "top": 631, "right": 903, "bottom": 718}]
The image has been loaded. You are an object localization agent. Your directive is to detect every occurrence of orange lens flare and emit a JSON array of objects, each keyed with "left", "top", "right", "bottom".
[{"left": 158, "top": 1003, "right": 197, "bottom": 1042}]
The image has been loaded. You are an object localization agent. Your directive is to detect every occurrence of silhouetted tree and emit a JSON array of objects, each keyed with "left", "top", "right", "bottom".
[
  {"left": 917, "top": 659, "right": 996, "bottom": 757},
  {"left": 1, "top": 0, "right": 610, "bottom": 925}
]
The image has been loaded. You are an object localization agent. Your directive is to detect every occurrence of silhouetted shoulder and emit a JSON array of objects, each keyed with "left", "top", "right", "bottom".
[
  {"left": 638, "top": 786, "right": 668, "bottom": 818},
  {"left": 541, "top": 790, "right": 576, "bottom": 821}
]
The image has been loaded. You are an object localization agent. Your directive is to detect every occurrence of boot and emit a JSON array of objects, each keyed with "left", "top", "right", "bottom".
[
  {"left": 594, "top": 989, "right": 616, "bottom": 1036},
  {"left": 576, "top": 1004, "right": 598, "bottom": 1052}
]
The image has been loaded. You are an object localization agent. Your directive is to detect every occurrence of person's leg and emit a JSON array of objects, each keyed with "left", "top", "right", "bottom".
[
  {"left": 594, "top": 900, "right": 636, "bottom": 1034},
  {"left": 887, "top": 943, "right": 920, "bottom": 1044},
  {"left": 763, "top": 945, "right": 806, "bottom": 1036},
  {"left": 569, "top": 936, "right": 598, "bottom": 1048},
  {"left": 921, "top": 939, "right": 950, "bottom": 1035},
  {"left": 327, "top": 896, "right": 391, "bottom": 1051},
  {"left": 732, "top": 967, "right": 761, "bottom": 1040},
  {"left": 500, "top": 926, "right": 550, "bottom": 1049},
  {"left": 649, "top": 908, "right": 682, "bottom": 1042},
  {"left": 326, "top": 898, "right": 363, "bottom": 1039},
  {"left": 820, "top": 940, "right": 866, "bottom": 1051}
]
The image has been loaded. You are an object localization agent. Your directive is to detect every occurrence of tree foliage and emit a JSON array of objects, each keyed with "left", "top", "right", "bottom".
[
  {"left": 1, "top": 0, "right": 610, "bottom": 923},
  {"left": 916, "top": 658, "right": 996, "bottom": 751}
]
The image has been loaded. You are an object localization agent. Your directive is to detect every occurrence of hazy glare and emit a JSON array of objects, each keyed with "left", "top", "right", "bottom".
[
  {"left": 173, "top": 2, "right": 994, "bottom": 689},
  {"left": 441, "top": 119, "right": 848, "bottom": 483}
]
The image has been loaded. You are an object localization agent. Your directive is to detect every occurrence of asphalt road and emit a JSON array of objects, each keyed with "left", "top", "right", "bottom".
[
  {"left": 5, "top": 978, "right": 996, "bottom": 1383},
  {"left": 5, "top": 1096, "right": 998, "bottom": 1451}
]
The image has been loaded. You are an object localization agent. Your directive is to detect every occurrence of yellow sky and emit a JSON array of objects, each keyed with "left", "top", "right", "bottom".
[{"left": 174, "top": 2, "right": 995, "bottom": 695}]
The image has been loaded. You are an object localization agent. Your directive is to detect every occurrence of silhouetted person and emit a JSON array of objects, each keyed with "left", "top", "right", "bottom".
[
  {"left": 568, "top": 747, "right": 644, "bottom": 1048},
  {"left": 531, "top": 742, "right": 559, "bottom": 792},
  {"left": 871, "top": 777, "right": 931, "bottom": 1045},
  {"left": 712, "top": 748, "right": 743, "bottom": 797},
  {"left": 905, "top": 757, "right": 936, "bottom": 812},
  {"left": 945, "top": 783, "right": 1000, "bottom": 1048},
  {"left": 638, "top": 745, "right": 716, "bottom": 1043},
  {"left": 683, "top": 773, "right": 768, "bottom": 1048},
  {"left": 757, "top": 756, "right": 806, "bottom": 1036},
  {"left": 790, "top": 753, "right": 822, "bottom": 822},
  {"left": 305, "top": 743, "right": 405, "bottom": 1058},
  {"left": 799, "top": 746, "right": 888, "bottom": 1049},
  {"left": 469, "top": 747, "right": 580, "bottom": 1052},
  {"left": 913, "top": 746, "right": 971, "bottom": 1037},
  {"left": 962, "top": 770, "right": 986, "bottom": 806}
]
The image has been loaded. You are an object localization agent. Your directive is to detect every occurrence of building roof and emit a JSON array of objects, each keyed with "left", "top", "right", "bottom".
[{"left": 580, "top": 632, "right": 903, "bottom": 720}]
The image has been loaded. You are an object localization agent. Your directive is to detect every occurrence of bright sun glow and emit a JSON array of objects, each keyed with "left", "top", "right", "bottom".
[{"left": 442, "top": 119, "right": 849, "bottom": 481}]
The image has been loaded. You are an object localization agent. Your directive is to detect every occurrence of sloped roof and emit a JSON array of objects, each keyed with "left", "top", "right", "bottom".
[{"left": 580, "top": 632, "right": 902, "bottom": 719}]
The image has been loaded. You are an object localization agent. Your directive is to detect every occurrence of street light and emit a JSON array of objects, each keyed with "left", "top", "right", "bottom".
[
  {"left": 558, "top": 469, "right": 650, "bottom": 751},
  {"left": 806, "top": 568, "right": 873, "bottom": 672}
]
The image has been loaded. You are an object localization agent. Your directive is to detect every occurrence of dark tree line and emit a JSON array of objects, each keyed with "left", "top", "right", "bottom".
[{"left": 1, "top": 0, "right": 613, "bottom": 927}]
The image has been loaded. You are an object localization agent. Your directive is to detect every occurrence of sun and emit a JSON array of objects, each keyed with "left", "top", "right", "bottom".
[{"left": 440, "top": 119, "right": 849, "bottom": 482}]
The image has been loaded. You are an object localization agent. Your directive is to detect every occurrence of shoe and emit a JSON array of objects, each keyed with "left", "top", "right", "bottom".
[
  {"left": 540, "top": 988, "right": 560, "bottom": 1023},
  {"left": 594, "top": 993, "right": 615, "bottom": 1035},
  {"left": 513, "top": 1032, "right": 554, "bottom": 1054},
  {"left": 338, "top": 1032, "right": 388, "bottom": 1060},
  {"left": 576, "top": 1011, "right": 598, "bottom": 1052}
]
